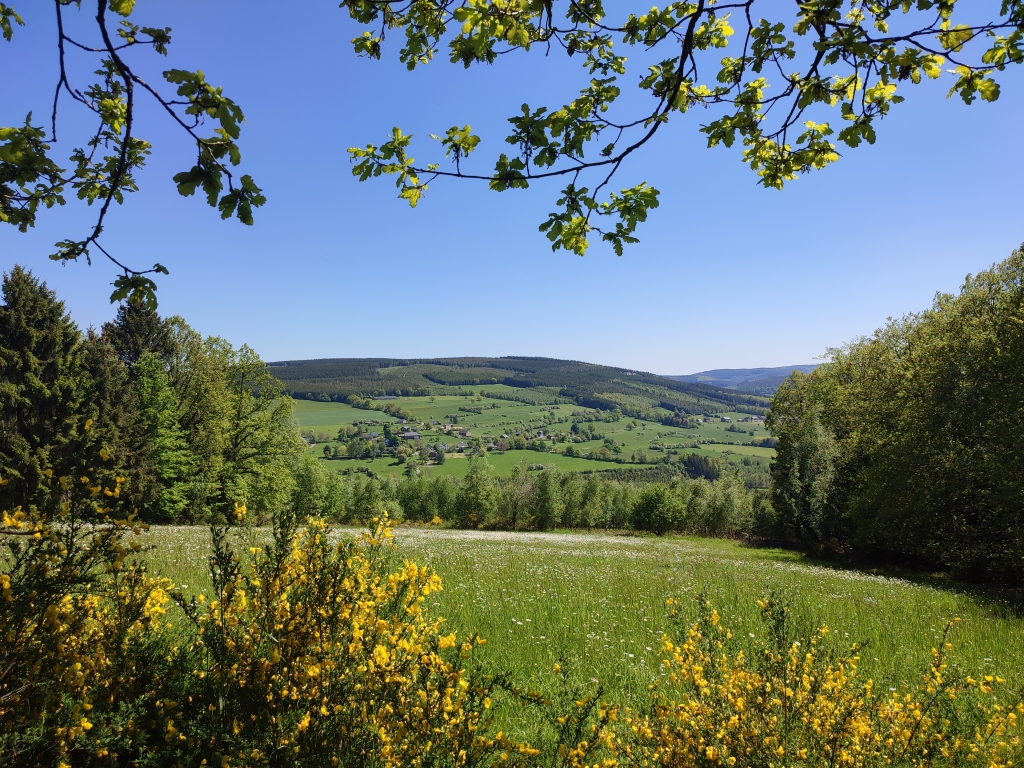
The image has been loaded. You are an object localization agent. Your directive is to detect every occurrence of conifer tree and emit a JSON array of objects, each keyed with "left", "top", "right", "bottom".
[
  {"left": 0, "top": 266, "right": 90, "bottom": 510},
  {"left": 81, "top": 330, "right": 157, "bottom": 515},
  {"left": 102, "top": 301, "right": 178, "bottom": 367}
]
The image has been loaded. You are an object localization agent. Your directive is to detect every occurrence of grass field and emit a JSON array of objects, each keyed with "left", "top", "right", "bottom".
[
  {"left": 291, "top": 391, "right": 774, "bottom": 478},
  {"left": 142, "top": 524, "right": 1024, "bottom": 734}
]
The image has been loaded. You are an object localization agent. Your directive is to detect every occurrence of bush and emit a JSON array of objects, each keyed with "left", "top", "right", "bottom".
[
  {"left": 167, "top": 513, "right": 504, "bottom": 767},
  {"left": 0, "top": 436, "right": 177, "bottom": 764},
  {"left": 0, "top": 437, "right": 520, "bottom": 766},
  {"left": 599, "top": 595, "right": 1024, "bottom": 767}
]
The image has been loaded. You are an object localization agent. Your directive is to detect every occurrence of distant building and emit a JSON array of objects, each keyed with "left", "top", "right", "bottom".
[
  {"left": 721, "top": 417, "right": 731, "bottom": 423},
  {"left": 456, "top": 442, "right": 469, "bottom": 451},
  {"left": 400, "top": 431, "right": 421, "bottom": 440}
]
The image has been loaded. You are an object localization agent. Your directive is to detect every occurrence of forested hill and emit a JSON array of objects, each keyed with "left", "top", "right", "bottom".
[
  {"left": 668, "top": 365, "right": 819, "bottom": 394},
  {"left": 267, "top": 357, "right": 770, "bottom": 418}
]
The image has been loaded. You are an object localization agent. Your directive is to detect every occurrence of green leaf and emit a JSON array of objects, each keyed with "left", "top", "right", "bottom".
[
  {"left": 0, "top": 3, "right": 24, "bottom": 42},
  {"left": 107, "top": 0, "right": 136, "bottom": 17},
  {"left": 976, "top": 78, "right": 1000, "bottom": 102}
]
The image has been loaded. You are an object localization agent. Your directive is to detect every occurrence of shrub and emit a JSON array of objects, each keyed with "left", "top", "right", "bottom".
[
  {"left": 0, "top": 435, "right": 175, "bottom": 765},
  {"left": 600, "top": 595, "right": 1024, "bottom": 767},
  {"left": 0, "top": 438, "right": 526, "bottom": 766},
  {"left": 165, "top": 512, "right": 510, "bottom": 767}
]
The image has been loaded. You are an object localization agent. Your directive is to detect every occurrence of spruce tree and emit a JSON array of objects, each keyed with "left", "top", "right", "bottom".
[
  {"left": 0, "top": 266, "right": 90, "bottom": 510},
  {"left": 101, "top": 301, "right": 177, "bottom": 367},
  {"left": 81, "top": 330, "right": 158, "bottom": 515}
]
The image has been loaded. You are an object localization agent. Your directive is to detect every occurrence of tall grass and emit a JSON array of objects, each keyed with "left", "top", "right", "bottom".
[{"left": 141, "top": 525, "right": 1024, "bottom": 736}]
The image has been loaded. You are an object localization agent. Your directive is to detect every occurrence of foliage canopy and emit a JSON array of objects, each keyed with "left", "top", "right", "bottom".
[
  {"left": 765, "top": 244, "right": 1024, "bottom": 581},
  {"left": 343, "top": 0, "right": 1023, "bottom": 254},
  {"left": 2, "top": 1, "right": 1021, "bottom": 298}
]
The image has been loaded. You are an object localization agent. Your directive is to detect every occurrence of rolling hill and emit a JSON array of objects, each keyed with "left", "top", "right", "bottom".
[
  {"left": 267, "top": 357, "right": 771, "bottom": 419},
  {"left": 668, "top": 365, "right": 819, "bottom": 394}
]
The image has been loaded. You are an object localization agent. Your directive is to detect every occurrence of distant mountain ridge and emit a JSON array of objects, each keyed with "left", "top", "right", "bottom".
[
  {"left": 266, "top": 356, "right": 772, "bottom": 419},
  {"left": 668, "top": 365, "right": 819, "bottom": 395}
]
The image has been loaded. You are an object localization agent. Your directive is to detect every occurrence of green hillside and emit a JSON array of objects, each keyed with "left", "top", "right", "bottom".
[
  {"left": 668, "top": 365, "right": 820, "bottom": 394},
  {"left": 268, "top": 356, "right": 769, "bottom": 420},
  {"left": 290, "top": 394, "right": 775, "bottom": 485}
]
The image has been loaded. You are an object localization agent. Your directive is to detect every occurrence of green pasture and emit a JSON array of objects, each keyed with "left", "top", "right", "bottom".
[
  {"left": 291, "top": 393, "right": 774, "bottom": 478},
  {"left": 141, "top": 525, "right": 1024, "bottom": 733},
  {"left": 323, "top": 450, "right": 638, "bottom": 480}
]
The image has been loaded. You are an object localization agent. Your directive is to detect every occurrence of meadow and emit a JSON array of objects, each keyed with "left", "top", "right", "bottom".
[
  {"left": 142, "top": 523, "right": 1024, "bottom": 736},
  {"left": 292, "top": 389, "right": 774, "bottom": 479}
]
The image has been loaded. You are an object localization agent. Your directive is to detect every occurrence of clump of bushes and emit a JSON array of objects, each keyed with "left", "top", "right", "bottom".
[
  {"left": 0, "top": 438, "right": 512, "bottom": 766},
  {"left": 596, "top": 596, "right": 1024, "bottom": 767}
]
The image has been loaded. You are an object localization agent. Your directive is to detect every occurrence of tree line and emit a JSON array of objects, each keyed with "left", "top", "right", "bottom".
[
  {"left": 0, "top": 266, "right": 301, "bottom": 525},
  {"left": 291, "top": 453, "right": 761, "bottom": 537},
  {"left": 763, "top": 246, "right": 1024, "bottom": 584}
]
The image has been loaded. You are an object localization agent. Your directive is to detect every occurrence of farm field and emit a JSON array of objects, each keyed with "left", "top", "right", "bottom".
[
  {"left": 292, "top": 391, "right": 774, "bottom": 479},
  {"left": 141, "top": 524, "right": 1024, "bottom": 736}
]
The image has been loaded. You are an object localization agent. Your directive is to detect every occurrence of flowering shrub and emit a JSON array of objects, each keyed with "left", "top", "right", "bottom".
[
  {"left": 1, "top": 438, "right": 534, "bottom": 767},
  {"left": 0, "top": 434, "right": 175, "bottom": 765},
  {"left": 593, "top": 596, "right": 1024, "bottom": 767},
  {"left": 163, "top": 510, "right": 525, "bottom": 767}
]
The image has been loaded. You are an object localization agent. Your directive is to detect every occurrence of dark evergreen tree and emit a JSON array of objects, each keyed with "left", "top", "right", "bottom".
[
  {"left": 81, "top": 330, "right": 159, "bottom": 515},
  {"left": 0, "top": 266, "right": 90, "bottom": 510},
  {"left": 101, "top": 301, "right": 177, "bottom": 367}
]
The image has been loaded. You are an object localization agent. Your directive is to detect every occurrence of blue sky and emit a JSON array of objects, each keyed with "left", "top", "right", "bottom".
[{"left": 2, "top": 1, "right": 1022, "bottom": 375}]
